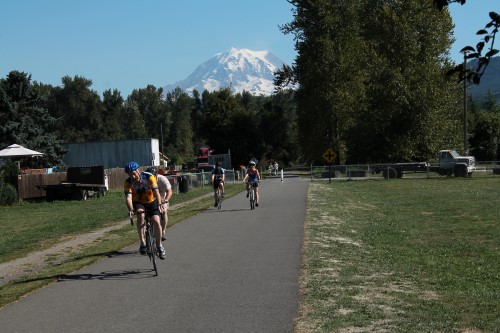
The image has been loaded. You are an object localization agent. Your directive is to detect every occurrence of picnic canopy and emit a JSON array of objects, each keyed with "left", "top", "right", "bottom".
[{"left": 0, "top": 144, "right": 44, "bottom": 158}]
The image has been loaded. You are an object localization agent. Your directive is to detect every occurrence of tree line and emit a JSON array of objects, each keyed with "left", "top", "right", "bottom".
[{"left": 0, "top": 71, "right": 299, "bottom": 170}]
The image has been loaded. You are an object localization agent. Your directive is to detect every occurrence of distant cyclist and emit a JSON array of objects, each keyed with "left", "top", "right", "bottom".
[
  {"left": 146, "top": 167, "right": 172, "bottom": 241},
  {"left": 243, "top": 161, "right": 261, "bottom": 207},
  {"left": 124, "top": 162, "right": 166, "bottom": 260},
  {"left": 211, "top": 162, "right": 225, "bottom": 207}
]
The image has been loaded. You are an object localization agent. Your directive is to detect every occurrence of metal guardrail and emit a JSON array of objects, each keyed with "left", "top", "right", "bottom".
[
  {"left": 299, "top": 162, "right": 500, "bottom": 180},
  {"left": 13, "top": 162, "right": 500, "bottom": 201},
  {"left": 174, "top": 169, "right": 242, "bottom": 194}
]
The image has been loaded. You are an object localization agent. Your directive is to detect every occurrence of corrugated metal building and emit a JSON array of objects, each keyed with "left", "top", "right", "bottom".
[{"left": 62, "top": 139, "right": 160, "bottom": 168}]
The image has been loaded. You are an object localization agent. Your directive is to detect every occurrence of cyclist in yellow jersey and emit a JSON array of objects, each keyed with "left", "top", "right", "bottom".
[{"left": 124, "top": 162, "right": 166, "bottom": 259}]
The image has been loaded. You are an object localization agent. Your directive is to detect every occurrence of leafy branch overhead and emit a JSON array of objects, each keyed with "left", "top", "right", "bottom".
[{"left": 435, "top": 0, "right": 499, "bottom": 84}]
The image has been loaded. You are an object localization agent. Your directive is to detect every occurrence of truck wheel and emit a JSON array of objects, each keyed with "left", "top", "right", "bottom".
[
  {"left": 453, "top": 164, "right": 467, "bottom": 177},
  {"left": 73, "top": 189, "right": 88, "bottom": 200}
]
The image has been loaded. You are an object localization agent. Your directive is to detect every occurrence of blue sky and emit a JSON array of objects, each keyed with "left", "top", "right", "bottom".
[{"left": 1, "top": 0, "right": 497, "bottom": 97}]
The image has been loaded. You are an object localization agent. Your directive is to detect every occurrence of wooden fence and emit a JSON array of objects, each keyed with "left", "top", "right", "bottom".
[
  {"left": 16, "top": 172, "right": 67, "bottom": 201},
  {"left": 13, "top": 167, "right": 180, "bottom": 201}
]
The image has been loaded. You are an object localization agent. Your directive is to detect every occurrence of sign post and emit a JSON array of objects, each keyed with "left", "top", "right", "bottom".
[{"left": 322, "top": 148, "right": 337, "bottom": 183}]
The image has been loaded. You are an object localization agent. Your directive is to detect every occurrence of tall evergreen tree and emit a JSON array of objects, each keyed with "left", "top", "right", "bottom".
[
  {"left": 121, "top": 100, "right": 147, "bottom": 139},
  {"left": 127, "top": 85, "right": 167, "bottom": 139},
  {"left": 165, "top": 87, "right": 194, "bottom": 163},
  {"left": 484, "top": 90, "right": 498, "bottom": 113},
  {"left": 201, "top": 88, "right": 261, "bottom": 165},
  {"left": 102, "top": 89, "right": 126, "bottom": 140},
  {"left": 259, "top": 91, "right": 298, "bottom": 166},
  {"left": 190, "top": 89, "right": 205, "bottom": 150},
  {"left": 470, "top": 112, "right": 500, "bottom": 161},
  {"left": 48, "top": 75, "right": 105, "bottom": 142},
  {"left": 0, "top": 71, "right": 64, "bottom": 166}
]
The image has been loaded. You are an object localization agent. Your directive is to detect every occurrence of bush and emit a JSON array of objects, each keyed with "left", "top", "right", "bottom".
[{"left": 0, "top": 183, "right": 18, "bottom": 205}]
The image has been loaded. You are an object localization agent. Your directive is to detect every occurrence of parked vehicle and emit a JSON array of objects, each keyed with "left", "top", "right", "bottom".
[
  {"left": 195, "top": 146, "right": 232, "bottom": 170},
  {"left": 368, "top": 150, "right": 475, "bottom": 179},
  {"left": 37, "top": 166, "right": 107, "bottom": 201},
  {"left": 436, "top": 149, "right": 476, "bottom": 177}
]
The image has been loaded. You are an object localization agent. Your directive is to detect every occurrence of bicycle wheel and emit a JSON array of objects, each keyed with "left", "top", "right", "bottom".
[
  {"left": 249, "top": 188, "right": 255, "bottom": 210},
  {"left": 217, "top": 188, "right": 222, "bottom": 210},
  {"left": 146, "top": 219, "right": 158, "bottom": 276}
]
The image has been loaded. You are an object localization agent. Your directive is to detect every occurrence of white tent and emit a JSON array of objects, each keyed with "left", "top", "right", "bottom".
[{"left": 0, "top": 144, "right": 44, "bottom": 158}]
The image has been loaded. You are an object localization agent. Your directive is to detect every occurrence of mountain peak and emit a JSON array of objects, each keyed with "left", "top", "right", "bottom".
[{"left": 164, "top": 47, "right": 286, "bottom": 96}]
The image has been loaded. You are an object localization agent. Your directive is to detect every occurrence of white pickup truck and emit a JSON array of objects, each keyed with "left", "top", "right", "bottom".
[{"left": 437, "top": 150, "right": 476, "bottom": 177}]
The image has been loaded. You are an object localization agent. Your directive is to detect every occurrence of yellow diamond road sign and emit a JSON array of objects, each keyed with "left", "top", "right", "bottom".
[{"left": 322, "top": 148, "right": 337, "bottom": 164}]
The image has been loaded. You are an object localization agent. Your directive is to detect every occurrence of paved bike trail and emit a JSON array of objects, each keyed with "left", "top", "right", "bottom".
[{"left": 0, "top": 177, "right": 308, "bottom": 332}]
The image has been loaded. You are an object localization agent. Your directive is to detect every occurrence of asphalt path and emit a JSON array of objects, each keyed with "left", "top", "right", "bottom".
[{"left": 0, "top": 177, "right": 308, "bottom": 332}]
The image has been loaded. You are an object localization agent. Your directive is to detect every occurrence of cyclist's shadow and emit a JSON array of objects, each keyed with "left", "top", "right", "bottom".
[
  {"left": 204, "top": 208, "right": 248, "bottom": 213},
  {"left": 58, "top": 250, "right": 157, "bottom": 281}
]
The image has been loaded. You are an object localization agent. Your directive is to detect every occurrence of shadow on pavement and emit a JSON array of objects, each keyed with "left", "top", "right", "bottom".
[
  {"left": 203, "top": 208, "right": 249, "bottom": 213},
  {"left": 58, "top": 269, "right": 155, "bottom": 281}
]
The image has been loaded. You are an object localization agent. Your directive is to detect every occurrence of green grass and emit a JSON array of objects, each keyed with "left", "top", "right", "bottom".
[
  {"left": 297, "top": 177, "right": 500, "bottom": 332},
  {"left": 0, "top": 184, "right": 243, "bottom": 307}
]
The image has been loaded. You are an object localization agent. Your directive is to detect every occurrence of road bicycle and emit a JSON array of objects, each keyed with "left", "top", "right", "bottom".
[
  {"left": 215, "top": 186, "right": 223, "bottom": 210},
  {"left": 130, "top": 211, "right": 158, "bottom": 276},
  {"left": 213, "top": 178, "right": 224, "bottom": 210},
  {"left": 247, "top": 181, "right": 256, "bottom": 210}
]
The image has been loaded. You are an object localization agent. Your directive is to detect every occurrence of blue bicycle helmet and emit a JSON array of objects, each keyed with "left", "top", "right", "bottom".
[{"left": 125, "top": 161, "right": 139, "bottom": 173}]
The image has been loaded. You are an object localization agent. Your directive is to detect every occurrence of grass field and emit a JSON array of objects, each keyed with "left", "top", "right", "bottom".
[{"left": 296, "top": 177, "right": 500, "bottom": 332}]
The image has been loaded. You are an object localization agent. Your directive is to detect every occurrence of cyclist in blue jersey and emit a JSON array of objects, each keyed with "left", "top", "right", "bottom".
[
  {"left": 124, "top": 162, "right": 166, "bottom": 259},
  {"left": 211, "top": 162, "right": 225, "bottom": 207},
  {"left": 243, "top": 161, "right": 261, "bottom": 207}
]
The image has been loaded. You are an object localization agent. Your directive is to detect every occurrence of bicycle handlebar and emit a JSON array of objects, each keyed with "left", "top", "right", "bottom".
[{"left": 129, "top": 210, "right": 145, "bottom": 226}]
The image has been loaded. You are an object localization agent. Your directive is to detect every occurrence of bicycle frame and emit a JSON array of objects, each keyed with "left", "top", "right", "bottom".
[
  {"left": 144, "top": 213, "right": 158, "bottom": 276},
  {"left": 216, "top": 187, "right": 223, "bottom": 210},
  {"left": 247, "top": 182, "right": 256, "bottom": 210},
  {"left": 132, "top": 210, "right": 158, "bottom": 276}
]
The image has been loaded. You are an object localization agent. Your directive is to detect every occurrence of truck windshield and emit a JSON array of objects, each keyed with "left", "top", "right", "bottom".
[{"left": 450, "top": 150, "right": 460, "bottom": 158}]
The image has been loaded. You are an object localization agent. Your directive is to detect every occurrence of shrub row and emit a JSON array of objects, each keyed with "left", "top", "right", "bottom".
[{"left": 0, "top": 182, "right": 17, "bottom": 205}]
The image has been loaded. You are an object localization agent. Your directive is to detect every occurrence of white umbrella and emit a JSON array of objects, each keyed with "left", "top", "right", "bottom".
[{"left": 0, "top": 144, "right": 44, "bottom": 158}]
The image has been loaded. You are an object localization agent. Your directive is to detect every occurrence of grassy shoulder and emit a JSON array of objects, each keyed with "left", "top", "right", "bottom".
[
  {"left": 296, "top": 177, "right": 500, "bottom": 332},
  {"left": 0, "top": 184, "right": 243, "bottom": 307}
]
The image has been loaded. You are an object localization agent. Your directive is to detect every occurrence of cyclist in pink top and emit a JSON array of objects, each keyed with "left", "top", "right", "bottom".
[{"left": 243, "top": 161, "right": 261, "bottom": 207}]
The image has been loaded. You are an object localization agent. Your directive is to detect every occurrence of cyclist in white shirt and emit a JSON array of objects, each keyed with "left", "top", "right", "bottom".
[{"left": 147, "top": 167, "right": 172, "bottom": 241}]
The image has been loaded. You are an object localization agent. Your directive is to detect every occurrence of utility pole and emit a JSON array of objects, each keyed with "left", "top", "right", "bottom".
[
  {"left": 160, "top": 124, "right": 164, "bottom": 166},
  {"left": 463, "top": 52, "right": 468, "bottom": 155}
]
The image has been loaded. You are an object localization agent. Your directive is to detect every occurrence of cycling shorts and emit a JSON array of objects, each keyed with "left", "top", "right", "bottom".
[
  {"left": 213, "top": 178, "right": 223, "bottom": 189},
  {"left": 133, "top": 201, "right": 160, "bottom": 218},
  {"left": 247, "top": 180, "right": 258, "bottom": 187}
]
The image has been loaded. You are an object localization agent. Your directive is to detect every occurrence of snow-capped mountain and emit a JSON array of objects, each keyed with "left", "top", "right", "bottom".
[{"left": 163, "top": 47, "right": 286, "bottom": 96}]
